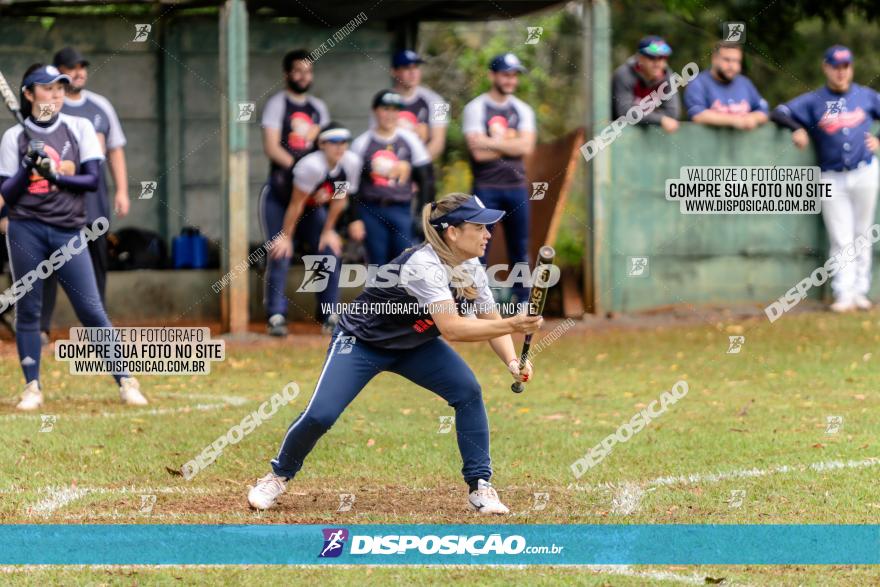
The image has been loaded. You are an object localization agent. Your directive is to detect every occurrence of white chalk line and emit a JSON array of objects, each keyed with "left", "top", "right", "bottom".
[
  {"left": 13, "top": 485, "right": 214, "bottom": 516},
  {"left": 26, "top": 486, "right": 90, "bottom": 516},
  {"left": 8, "top": 457, "right": 879, "bottom": 520},
  {"left": 568, "top": 457, "right": 880, "bottom": 493},
  {"left": 0, "top": 398, "right": 249, "bottom": 422}
]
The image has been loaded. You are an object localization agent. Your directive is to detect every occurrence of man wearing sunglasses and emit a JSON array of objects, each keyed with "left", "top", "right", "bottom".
[{"left": 611, "top": 35, "right": 681, "bottom": 134}]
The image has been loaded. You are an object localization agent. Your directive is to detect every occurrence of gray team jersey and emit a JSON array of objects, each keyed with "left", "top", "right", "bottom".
[
  {"left": 462, "top": 93, "right": 536, "bottom": 188},
  {"left": 349, "top": 128, "right": 430, "bottom": 204},
  {"left": 0, "top": 114, "right": 104, "bottom": 228},
  {"left": 61, "top": 90, "right": 126, "bottom": 223},
  {"left": 292, "top": 149, "right": 363, "bottom": 205},
  {"left": 369, "top": 85, "right": 449, "bottom": 148}
]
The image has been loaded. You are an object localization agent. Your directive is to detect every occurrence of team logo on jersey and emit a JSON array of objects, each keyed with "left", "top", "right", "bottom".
[
  {"left": 487, "top": 115, "right": 512, "bottom": 139},
  {"left": 709, "top": 99, "right": 751, "bottom": 115},
  {"left": 319, "top": 528, "right": 349, "bottom": 558},
  {"left": 412, "top": 318, "right": 435, "bottom": 333},
  {"left": 397, "top": 110, "right": 419, "bottom": 131},
  {"left": 28, "top": 145, "right": 66, "bottom": 195},
  {"left": 298, "top": 255, "right": 338, "bottom": 292},
  {"left": 819, "top": 105, "right": 866, "bottom": 133},
  {"left": 370, "top": 148, "right": 410, "bottom": 187},
  {"left": 288, "top": 111, "right": 316, "bottom": 150}
]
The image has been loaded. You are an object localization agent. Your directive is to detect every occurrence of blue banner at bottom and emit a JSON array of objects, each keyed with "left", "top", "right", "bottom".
[{"left": 1, "top": 525, "right": 878, "bottom": 565}]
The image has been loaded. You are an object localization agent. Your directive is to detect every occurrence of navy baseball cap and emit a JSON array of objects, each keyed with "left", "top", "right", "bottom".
[
  {"left": 824, "top": 45, "right": 853, "bottom": 66},
  {"left": 372, "top": 89, "right": 403, "bottom": 109},
  {"left": 392, "top": 49, "right": 425, "bottom": 68},
  {"left": 638, "top": 36, "right": 672, "bottom": 57},
  {"left": 489, "top": 53, "right": 527, "bottom": 73},
  {"left": 22, "top": 65, "right": 70, "bottom": 88},
  {"left": 53, "top": 46, "right": 89, "bottom": 69},
  {"left": 429, "top": 196, "right": 504, "bottom": 231}
]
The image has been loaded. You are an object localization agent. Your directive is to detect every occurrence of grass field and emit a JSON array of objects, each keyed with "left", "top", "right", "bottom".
[{"left": 2, "top": 308, "right": 880, "bottom": 585}]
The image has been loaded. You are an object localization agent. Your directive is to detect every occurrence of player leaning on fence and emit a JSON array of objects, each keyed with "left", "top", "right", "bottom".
[{"left": 771, "top": 45, "right": 880, "bottom": 313}]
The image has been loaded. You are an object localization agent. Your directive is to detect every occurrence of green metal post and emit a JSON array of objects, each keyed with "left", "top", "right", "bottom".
[{"left": 219, "top": 0, "right": 249, "bottom": 333}]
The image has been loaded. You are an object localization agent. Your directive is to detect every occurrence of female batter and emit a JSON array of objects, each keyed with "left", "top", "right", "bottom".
[
  {"left": 0, "top": 64, "right": 146, "bottom": 410},
  {"left": 248, "top": 192, "right": 541, "bottom": 514}
]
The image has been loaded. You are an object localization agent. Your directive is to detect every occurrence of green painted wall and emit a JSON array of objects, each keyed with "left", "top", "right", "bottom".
[{"left": 598, "top": 123, "right": 878, "bottom": 312}]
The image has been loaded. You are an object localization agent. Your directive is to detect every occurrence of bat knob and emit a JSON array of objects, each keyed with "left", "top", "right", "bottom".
[{"left": 511, "top": 382, "right": 525, "bottom": 393}]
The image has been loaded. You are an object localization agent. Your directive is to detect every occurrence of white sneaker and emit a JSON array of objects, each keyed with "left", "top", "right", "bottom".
[
  {"left": 854, "top": 295, "right": 873, "bottom": 311},
  {"left": 468, "top": 479, "right": 510, "bottom": 515},
  {"left": 830, "top": 299, "right": 856, "bottom": 313},
  {"left": 16, "top": 380, "right": 43, "bottom": 411},
  {"left": 119, "top": 377, "right": 148, "bottom": 406},
  {"left": 248, "top": 472, "right": 288, "bottom": 510}
]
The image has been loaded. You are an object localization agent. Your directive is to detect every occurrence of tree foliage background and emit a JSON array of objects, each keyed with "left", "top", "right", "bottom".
[{"left": 417, "top": 0, "right": 880, "bottom": 267}]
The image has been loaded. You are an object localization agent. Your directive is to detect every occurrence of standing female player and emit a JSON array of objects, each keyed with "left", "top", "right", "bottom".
[
  {"left": 348, "top": 90, "right": 435, "bottom": 266},
  {"left": 0, "top": 64, "right": 146, "bottom": 410},
  {"left": 248, "top": 192, "right": 541, "bottom": 514}
]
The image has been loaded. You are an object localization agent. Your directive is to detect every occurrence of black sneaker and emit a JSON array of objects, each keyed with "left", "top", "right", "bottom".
[{"left": 267, "top": 314, "right": 288, "bottom": 337}]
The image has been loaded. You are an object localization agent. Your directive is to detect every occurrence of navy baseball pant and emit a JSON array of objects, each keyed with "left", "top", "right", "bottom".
[
  {"left": 40, "top": 232, "right": 108, "bottom": 334},
  {"left": 260, "top": 183, "right": 341, "bottom": 323},
  {"left": 359, "top": 201, "right": 414, "bottom": 266},
  {"left": 6, "top": 219, "right": 128, "bottom": 384},
  {"left": 271, "top": 329, "right": 493, "bottom": 484},
  {"left": 475, "top": 185, "right": 531, "bottom": 304}
]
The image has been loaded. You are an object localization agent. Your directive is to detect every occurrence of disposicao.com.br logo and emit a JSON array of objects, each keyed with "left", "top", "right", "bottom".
[{"left": 318, "top": 528, "right": 563, "bottom": 557}]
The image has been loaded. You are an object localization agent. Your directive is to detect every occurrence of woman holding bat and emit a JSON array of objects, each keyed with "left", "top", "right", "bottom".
[
  {"left": 248, "top": 192, "right": 541, "bottom": 514},
  {"left": 0, "top": 64, "right": 146, "bottom": 410}
]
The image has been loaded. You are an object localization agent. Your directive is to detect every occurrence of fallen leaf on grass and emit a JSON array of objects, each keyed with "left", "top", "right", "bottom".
[
  {"left": 540, "top": 413, "right": 565, "bottom": 421},
  {"left": 366, "top": 438, "right": 375, "bottom": 447},
  {"left": 165, "top": 466, "right": 183, "bottom": 476},
  {"left": 812, "top": 443, "right": 825, "bottom": 449}
]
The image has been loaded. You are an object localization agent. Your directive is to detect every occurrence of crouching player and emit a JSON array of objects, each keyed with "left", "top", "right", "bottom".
[
  {"left": 248, "top": 192, "right": 542, "bottom": 514},
  {"left": 268, "top": 123, "right": 362, "bottom": 332}
]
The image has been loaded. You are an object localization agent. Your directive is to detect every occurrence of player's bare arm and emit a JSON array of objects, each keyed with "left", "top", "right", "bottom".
[
  {"left": 430, "top": 299, "right": 542, "bottom": 342},
  {"left": 262, "top": 126, "right": 294, "bottom": 169}
]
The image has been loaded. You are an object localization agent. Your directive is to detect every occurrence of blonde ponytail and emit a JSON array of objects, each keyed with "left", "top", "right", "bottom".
[{"left": 421, "top": 192, "right": 479, "bottom": 300}]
